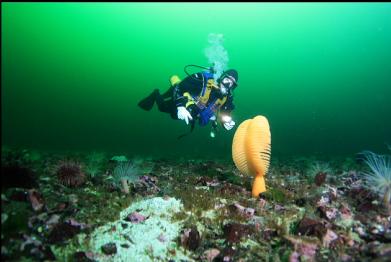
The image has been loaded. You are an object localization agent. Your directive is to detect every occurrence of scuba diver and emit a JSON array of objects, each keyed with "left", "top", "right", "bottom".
[{"left": 138, "top": 65, "right": 238, "bottom": 139}]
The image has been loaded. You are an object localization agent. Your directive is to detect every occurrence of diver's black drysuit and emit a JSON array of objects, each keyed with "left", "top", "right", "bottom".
[{"left": 138, "top": 72, "right": 235, "bottom": 124}]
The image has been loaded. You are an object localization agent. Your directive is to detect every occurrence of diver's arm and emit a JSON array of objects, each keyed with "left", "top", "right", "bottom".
[
  {"left": 173, "top": 73, "right": 203, "bottom": 107},
  {"left": 174, "top": 93, "right": 188, "bottom": 108},
  {"left": 173, "top": 73, "right": 203, "bottom": 124},
  {"left": 220, "top": 95, "right": 235, "bottom": 116},
  {"left": 174, "top": 87, "right": 192, "bottom": 124},
  {"left": 219, "top": 96, "right": 236, "bottom": 130}
]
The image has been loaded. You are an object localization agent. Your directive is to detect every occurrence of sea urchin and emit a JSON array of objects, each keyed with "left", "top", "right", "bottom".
[{"left": 56, "top": 160, "right": 86, "bottom": 187}]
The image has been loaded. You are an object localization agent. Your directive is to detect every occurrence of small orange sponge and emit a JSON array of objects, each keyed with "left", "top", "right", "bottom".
[{"left": 232, "top": 115, "right": 271, "bottom": 197}]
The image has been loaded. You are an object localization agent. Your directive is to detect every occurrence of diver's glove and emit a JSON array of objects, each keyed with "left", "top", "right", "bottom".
[
  {"left": 222, "top": 115, "right": 235, "bottom": 130},
  {"left": 177, "top": 106, "right": 193, "bottom": 125},
  {"left": 224, "top": 120, "right": 235, "bottom": 130}
]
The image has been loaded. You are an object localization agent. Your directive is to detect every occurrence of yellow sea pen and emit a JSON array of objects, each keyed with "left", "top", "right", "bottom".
[{"left": 232, "top": 116, "right": 271, "bottom": 197}]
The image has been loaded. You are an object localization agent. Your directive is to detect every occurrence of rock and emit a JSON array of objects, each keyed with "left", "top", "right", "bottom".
[
  {"left": 365, "top": 242, "right": 391, "bottom": 258},
  {"left": 348, "top": 188, "right": 377, "bottom": 211},
  {"left": 315, "top": 172, "right": 327, "bottom": 186},
  {"left": 66, "top": 218, "right": 90, "bottom": 230},
  {"left": 223, "top": 223, "right": 254, "bottom": 243},
  {"left": 196, "top": 176, "right": 219, "bottom": 187},
  {"left": 45, "top": 215, "right": 61, "bottom": 230},
  {"left": 228, "top": 203, "right": 255, "bottom": 219},
  {"left": 20, "top": 234, "right": 42, "bottom": 252},
  {"left": 124, "top": 212, "right": 147, "bottom": 223},
  {"left": 20, "top": 234, "right": 55, "bottom": 260},
  {"left": 181, "top": 226, "right": 201, "bottom": 251},
  {"left": 27, "top": 189, "right": 44, "bottom": 212},
  {"left": 339, "top": 254, "right": 353, "bottom": 261},
  {"left": 220, "top": 246, "right": 236, "bottom": 262},
  {"left": 258, "top": 198, "right": 267, "bottom": 209},
  {"left": 384, "top": 229, "right": 391, "bottom": 241},
  {"left": 202, "top": 248, "right": 220, "bottom": 262},
  {"left": 322, "top": 229, "right": 339, "bottom": 248},
  {"left": 297, "top": 217, "right": 326, "bottom": 239},
  {"left": 357, "top": 202, "right": 377, "bottom": 213},
  {"left": 73, "top": 251, "right": 95, "bottom": 262},
  {"left": 355, "top": 214, "right": 371, "bottom": 225},
  {"left": 339, "top": 204, "right": 352, "bottom": 220},
  {"left": 219, "top": 183, "right": 248, "bottom": 196},
  {"left": 377, "top": 244, "right": 391, "bottom": 257},
  {"left": 262, "top": 229, "right": 278, "bottom": 241},
  {"left": 295, "top": 198, "right": 306, "bottom": 207},
  {"left": 289, "top": 251, "right": 300, "bottom": 262},
  {"left": 328, "top": 186, "right": 338, "bottom": 201},
  {"left": 157, "top": 233, "right": 167, "bottom": 243},
  {"left": 285, "top": 236, "right": 318, "bottom": 262},
  {"left": 274, "top": 204, "right": 286, "bottom": 212},
  {"left": 101, "top": 243, "right": 117, "bottom": 255},
  {"left": 317, "top": 206, "right": 338, "bottom": 221},
  {"left": 47, "top": 222, "right": 81, "bottom": 244},
  {"left": 55, "top": 202, "right": 69, "bottom": 212},
  {"left": 316, "top": 195, "right": 331, "bottom": 207},
  {"left": 354, "top": 226, "right": 367, "bottom": 238},
  {"left": 135, "top": 176, "right": 160, "bottom": 195}
]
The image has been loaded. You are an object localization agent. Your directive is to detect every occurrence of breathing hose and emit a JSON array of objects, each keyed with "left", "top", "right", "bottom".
[{"left": 184, "top": 64, "right": 214, "bottom": 82}]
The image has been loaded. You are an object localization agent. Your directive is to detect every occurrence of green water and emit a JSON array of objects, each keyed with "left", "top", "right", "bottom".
[{"left": 2, "top": 3, "right": 391, "bottom": 159}]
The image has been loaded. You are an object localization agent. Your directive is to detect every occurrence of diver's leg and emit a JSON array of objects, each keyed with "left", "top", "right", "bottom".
[
  {"left": 138, "top": 86, "right": 174, "bottom": 111},
  {"left": 138, "top": 89, "right": 159, "bottom": 111},
  {"left": 161, "top": 86, "right": 173, "bottom": 99},
  {"left": 155, "top": 92, "right": 175, "bottom": 115}
]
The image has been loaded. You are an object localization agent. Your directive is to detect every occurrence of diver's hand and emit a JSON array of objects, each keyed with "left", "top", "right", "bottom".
[
  {"left": 221, "top": 115, "right": 235, "bottom": 130},
  {"left": 223, "top": 120, "right": 235, "bottom": 130},
  {"left": 177, "top": 106, "right": 193, "bottom": 125}
]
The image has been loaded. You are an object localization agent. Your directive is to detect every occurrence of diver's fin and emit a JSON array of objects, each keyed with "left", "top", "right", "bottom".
[{"left": 138, "top": 89, "right": 159, "bottom": 111}]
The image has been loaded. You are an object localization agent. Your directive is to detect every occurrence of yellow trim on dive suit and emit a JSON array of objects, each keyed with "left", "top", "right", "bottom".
[
  {"left": 183, "top": 92, "right": 196, "bottom": 108},
  {"left": 182, "top": 79, "right": 228, "bottom": 110},
  {"left": 215, "top": 96, "right": 227, "bottom": 107},
  {"left": 199, "top": 79, "right": 216, "bottom": 104},
  {"left": 170, "top": 75, "right": 181, "bottom": 86},
  {"left": 198, "top": 79, "right": 228, "bottom": 109}
]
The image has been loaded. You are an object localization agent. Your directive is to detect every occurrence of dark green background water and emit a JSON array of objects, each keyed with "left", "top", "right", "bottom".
[{"left": 2, "top": 3, "right": 391, "bottom": 159}]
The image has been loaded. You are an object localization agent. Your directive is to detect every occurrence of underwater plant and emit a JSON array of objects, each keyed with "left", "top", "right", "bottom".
[
  {"left": 84, "top": 152, "right": 107, "bottom": 178},
  {"left": 85, "top": 165, "right": 101, "bottom": 178},
  {"left": 360, "top": 151, "right": 391, "bottom": 213},
  {"left": 56, "top": 160, "right": 86, "bottom": 188},
  {"left": 113, "top": 161, "right": 140, "bottom": 194}
]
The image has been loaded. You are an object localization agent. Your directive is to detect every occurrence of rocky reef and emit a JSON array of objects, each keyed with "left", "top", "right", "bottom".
[{"left": 1, "top": 147, "right": 391, "bottom": 261}]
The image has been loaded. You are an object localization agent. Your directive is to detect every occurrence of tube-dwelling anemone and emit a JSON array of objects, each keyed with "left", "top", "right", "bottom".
[
  {"left": 361, "top": 151, "right": 391, "bottom": 212},
  {"left": 56, "top": 160, "right": 86, "bottom": 188}
]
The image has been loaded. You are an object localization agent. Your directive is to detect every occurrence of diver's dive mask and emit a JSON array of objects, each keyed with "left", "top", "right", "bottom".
[{"left": 219, "top": 76, "right": 237, "bottom": 95}]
